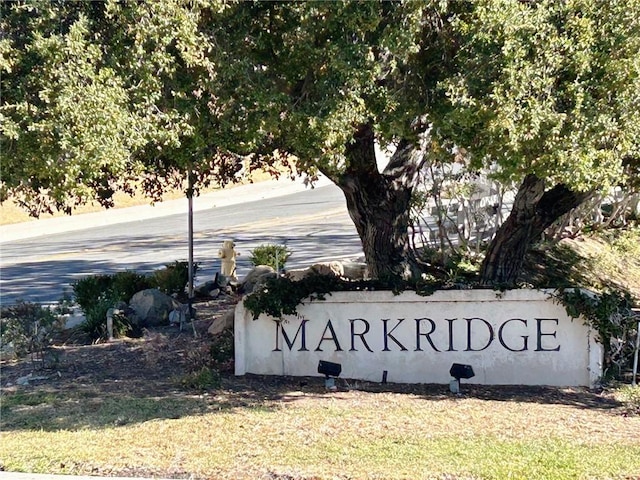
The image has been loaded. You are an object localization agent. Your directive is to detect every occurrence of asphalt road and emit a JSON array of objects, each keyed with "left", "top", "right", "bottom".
[{"left": 0, "top": 184, "right": 363, "bottom": 305}]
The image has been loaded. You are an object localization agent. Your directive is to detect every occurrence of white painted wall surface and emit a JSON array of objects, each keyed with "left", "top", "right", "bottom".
[{"left": 235, "top": 289, "right": 603, "bottom": 387}]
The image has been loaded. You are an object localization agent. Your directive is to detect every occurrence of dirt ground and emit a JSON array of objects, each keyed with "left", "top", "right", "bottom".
[
  {"left": 0, "top": 293, "right": 637, "bottom": 415},
  {"left": 0, "top": 296, "right": 237, "bottom": 396}
]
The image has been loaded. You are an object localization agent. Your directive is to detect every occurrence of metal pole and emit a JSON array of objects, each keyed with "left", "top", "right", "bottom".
[
  {"left": 632, "top": 319, "right": 639, "bottom": 387},
  {"left": 187, "top": 171, "right": 194, "bottom": 321}
]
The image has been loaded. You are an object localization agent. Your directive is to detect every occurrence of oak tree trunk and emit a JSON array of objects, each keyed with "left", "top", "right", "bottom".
[
  {"left": 331, "top": 123, "right": 426, "bottom": 280},
  {"left": 480, "top": 174, "right": 592, "bottom": 285}
]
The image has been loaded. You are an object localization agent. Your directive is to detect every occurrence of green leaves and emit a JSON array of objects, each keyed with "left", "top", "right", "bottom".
[
  {"left": 2, "top": 0, "right": 637, "bottom": 219},
  {"left": 437, "top": 0, "right": 640, "bottom": 192},
  {"left": 0, "top": 1, "right": 223, "bottom": 215},
  {"left": 207, "top": 1, "right": 432, "bottom": 172}
]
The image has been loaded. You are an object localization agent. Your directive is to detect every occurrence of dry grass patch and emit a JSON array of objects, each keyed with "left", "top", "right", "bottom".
[
  {"left": 524, "top": 227, "right": 640, "bottom": 299},
  {"left": 2, "top": 379, "right": 639, "bottom": 480}
]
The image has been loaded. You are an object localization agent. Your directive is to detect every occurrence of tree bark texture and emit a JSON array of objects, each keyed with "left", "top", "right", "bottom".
[
  {"left": 480, "top": 174, "right": 592, "bottom": 285},
  {"left": 333, "top": 123, "right": 427, "bottom": 280}
]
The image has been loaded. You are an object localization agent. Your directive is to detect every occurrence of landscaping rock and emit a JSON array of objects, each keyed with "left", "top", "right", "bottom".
[
  {"left": 309, "top": 261, "right": 344, "bottom": 278},
  {"left": 195, "top": 280, "right": 218, "bottom": 296},
  {"left": 285, "top": 261, "right": 363, "bottom": 282},
  {"left": 240, "top": 265, "right": 277, "bottom": 294},
  {"left": 340, "top": 260, "right": 369, "bottom": 281},
  {"left": 195, "top": 273, "right": 231, "bottom": 297},
  {"left": 129, "top": 289, "right": 181, "bottom": 327},
  {"left": 208, "top": 309, "right": 235, "bottom": 336},
  {"left": 284, "top": 268, "right": 308, "bottom": 281}
]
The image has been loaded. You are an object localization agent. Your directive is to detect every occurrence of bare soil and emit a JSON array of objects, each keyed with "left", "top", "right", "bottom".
[{"left": 0, "top": 296, "right": 237, "bottom": 397}]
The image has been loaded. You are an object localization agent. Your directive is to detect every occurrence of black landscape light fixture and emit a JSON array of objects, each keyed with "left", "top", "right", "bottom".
[
  {"left": 318, "top": 360, "right": 342, "bottom": 390},
  {"left": 449, "top": 363, "right": 475, "bottom": 393}
]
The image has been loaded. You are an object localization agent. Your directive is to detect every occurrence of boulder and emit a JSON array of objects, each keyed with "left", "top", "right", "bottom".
[
  {"left": 129, "top": 289, "right": 181, "bottom": 327},
  {"left": 216, "top": 274, "right": 232, "bottom": 287},
  {"left": 284, "top": 268, "right": 308, "bottom": 281},
  {"left": 195, "top": 280, "right": 218, "bottom": 296},
  {"left": 208, "top": 309, "right": 235, "bottom": 336},
  {"left": 309, "top": 261, "right": 344, "bottom": 278},
  {"left": 285, "top": 261, "right": 350, "bottom": 282},
  {"left": 340, "top": 261, "right": 369, "bottom": 281},
  {"left": 195, "top": 274, "right": 234, "bottom": 297},
  {"left": 240, "top": 265, "right": 277, "bottom": 294}
]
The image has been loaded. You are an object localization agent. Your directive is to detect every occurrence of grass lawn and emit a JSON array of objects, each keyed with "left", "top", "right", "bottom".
[{"left": 1, "top": 376, "right": 639, "bottom": 480}]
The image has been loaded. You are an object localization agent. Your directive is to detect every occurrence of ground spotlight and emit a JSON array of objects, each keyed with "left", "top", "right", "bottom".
[
  {"left": 318, "top": 360, "right": 341, "bottom": 390},
  {"left": 449, "top": 363, "right": 475, "bottom": 393}
]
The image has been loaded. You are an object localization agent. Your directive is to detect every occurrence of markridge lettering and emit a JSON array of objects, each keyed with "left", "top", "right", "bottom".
[
  {"left": 350, "top": 318, "right": 373, "bottom": 352},
  {"left": 498, "top": 318, "right": 528, "bottom": 352},
  {"left": 415, "top": 318, "right": 439, "bottom": 352},
  {"left": 273, "top": 317, "right": 561, "bottom": 353}
]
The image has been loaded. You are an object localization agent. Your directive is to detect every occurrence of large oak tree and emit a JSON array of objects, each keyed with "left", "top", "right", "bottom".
[
  {"left": 2, "top": 0, "right": 638, "bottom": 285},
  {"left": 436, "top": 0, "right": 640, "bottom": 284}
]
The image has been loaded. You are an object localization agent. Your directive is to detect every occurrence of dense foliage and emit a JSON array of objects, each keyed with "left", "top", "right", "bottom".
[
  {"left": 72, "top": 261, "right": 196, "bottom": 340},
  {"left": 249, "top": 244, "right": 291, "bottom": 271},
  {"left": 2, "top": 0, "right": 638, "bottom": 283},
  {"left": 560, "top": 288, "right": 638, "bottom": 379}
]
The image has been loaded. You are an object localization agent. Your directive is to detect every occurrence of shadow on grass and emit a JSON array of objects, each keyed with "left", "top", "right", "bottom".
[
  {"left": 0, "top": 389, "right": 212, "bottom": 431},
  {"left": 234, "top": 373, "right": 625, "bottom": 411},
  {"left": 522, "top": 237, "right": 638, "bottom": 295},
  {"left": 0, "top": 376, "right": 298, "bottom": 432},
  {"left": 0, "top": 370, "right": 626, "bottom": 433}
]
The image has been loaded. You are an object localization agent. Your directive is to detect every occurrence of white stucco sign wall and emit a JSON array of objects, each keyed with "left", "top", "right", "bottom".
[{"left": 234, "top": 289, "right": 603, "bottom": 387}]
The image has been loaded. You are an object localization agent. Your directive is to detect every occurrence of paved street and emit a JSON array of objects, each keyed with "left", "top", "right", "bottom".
[{"left": 0, "top": 178, "right": 363, "bottom": 305}]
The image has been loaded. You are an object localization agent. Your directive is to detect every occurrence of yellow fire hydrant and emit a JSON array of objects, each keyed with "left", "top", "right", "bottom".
[{"left": 218, "top": 240, "right": 238, "bottom": 279}]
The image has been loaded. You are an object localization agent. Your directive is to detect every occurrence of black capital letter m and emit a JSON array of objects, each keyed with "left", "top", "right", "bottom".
[{"left": 273, "top": 319, "right": 309, "bottom": 351}]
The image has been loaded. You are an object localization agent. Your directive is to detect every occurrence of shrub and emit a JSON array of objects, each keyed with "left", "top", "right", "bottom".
[
  {"left": 151, "top": 261, "right": 198, "bottom": 297},
  {"left": 72, "top": 262, "right": 196, "bottom": 340},
  {"left": 73, "top": 271, "right": 150, "bottom": 341},
  {"left": 72, "top": 271, "right": 151, "bottom": 314},
  {"left": 110, "top": 271, "right": 153, "bottom": 302},
  {"left": 81, "top": 296, "right": 134, "bottom": 341},
  {"left": 0, "top": 301, "right": 60, "bottom": 365},
  {"left": 180, "top": 366, "right": 220, "bottom": 391},
  {"left": 72, "top": 274, "right": 113, "bottom": 313},
  {"left": 249, "top": 244, "right": 291, "bottom": 271}
]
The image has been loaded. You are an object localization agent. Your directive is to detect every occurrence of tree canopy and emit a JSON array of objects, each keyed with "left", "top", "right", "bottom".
[
  {"left": 436, "top": 0, "right": 640, "bottom": 191},
  {"left": 1, "top": 0, "right": 234, "bottom": 214},
  {"left": 2, "top": 0, "right": 638, "bottom": 284}
]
